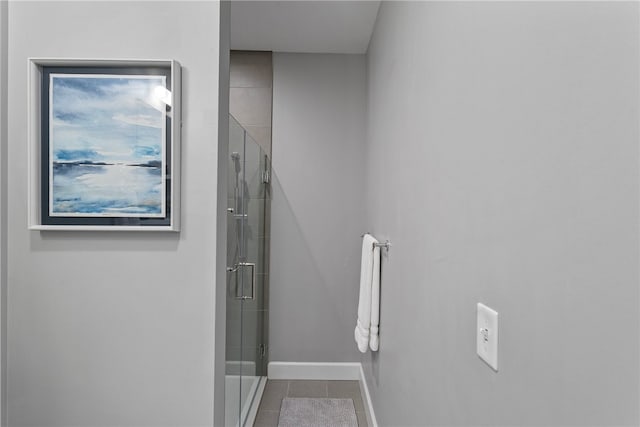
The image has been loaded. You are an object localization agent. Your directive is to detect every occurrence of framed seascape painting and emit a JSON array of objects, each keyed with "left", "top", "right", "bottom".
[{"left": 28, "top": 59, "right": 181, "bottom": 231}]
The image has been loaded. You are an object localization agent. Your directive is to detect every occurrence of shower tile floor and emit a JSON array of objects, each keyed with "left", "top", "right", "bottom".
[{"left": 253, "top": 380, "right": 368, "bottom": 427}]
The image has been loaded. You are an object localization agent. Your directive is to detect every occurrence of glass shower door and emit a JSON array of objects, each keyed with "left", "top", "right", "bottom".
[{"left": 226, "top": 116, "right": 269, "bottom": 427}]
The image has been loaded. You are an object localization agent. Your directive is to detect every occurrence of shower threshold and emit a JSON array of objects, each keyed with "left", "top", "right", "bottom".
[{"left": 225, "top": 374, "right": 267, "bottom": 427}]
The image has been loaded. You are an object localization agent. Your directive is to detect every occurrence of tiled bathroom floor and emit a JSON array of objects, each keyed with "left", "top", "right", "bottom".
[{"left": 253, "top": 380, "right": 368, "bottom": 427}]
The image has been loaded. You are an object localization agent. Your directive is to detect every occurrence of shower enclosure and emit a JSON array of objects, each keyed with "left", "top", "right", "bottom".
[{"left": 225, "top": 115, "right": 270, "bottom": 427}]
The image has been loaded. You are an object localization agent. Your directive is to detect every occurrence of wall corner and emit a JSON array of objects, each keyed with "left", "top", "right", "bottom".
[{"left": 214, "top": 1, "right": 231, "bottom": 426}]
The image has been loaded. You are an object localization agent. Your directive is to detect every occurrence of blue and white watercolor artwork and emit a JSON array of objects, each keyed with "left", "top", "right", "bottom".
[{"left": 49, "top": 74, "right": 167, "bottom": 217}]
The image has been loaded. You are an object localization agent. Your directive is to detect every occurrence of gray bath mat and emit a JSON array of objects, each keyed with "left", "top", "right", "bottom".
[{"left": 278, "top": 397, "right": 358, "bottom": 427}]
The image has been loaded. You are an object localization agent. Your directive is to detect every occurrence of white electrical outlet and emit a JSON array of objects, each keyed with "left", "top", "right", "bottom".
[{"left": 477, "top": 303, "right": 499, "bottom": 371}]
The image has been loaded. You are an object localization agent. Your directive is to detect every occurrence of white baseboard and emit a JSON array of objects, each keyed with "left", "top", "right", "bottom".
[
  {"left": 266, "top": 361, "right": 377, "bottom": 427},
  {"left": 268, "top": 361, "right": 360, "bottom": 380},
  {"left": 358, "top": 364, "right": 378, "bottom": 427}
]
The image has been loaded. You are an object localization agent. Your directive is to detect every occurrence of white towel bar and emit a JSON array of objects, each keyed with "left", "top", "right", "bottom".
[{"left": 361, "top": 233, "right": 391, "bottom": 251}]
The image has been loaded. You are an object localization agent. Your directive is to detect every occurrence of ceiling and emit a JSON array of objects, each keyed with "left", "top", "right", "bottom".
[{"left": 230, "top": 1, "right": 381, "bottom": 54}]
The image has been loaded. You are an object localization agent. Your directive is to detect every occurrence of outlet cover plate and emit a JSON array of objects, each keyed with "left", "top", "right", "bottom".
[{"left": 477, "top": 303, "right": 498, "bottom": 371}]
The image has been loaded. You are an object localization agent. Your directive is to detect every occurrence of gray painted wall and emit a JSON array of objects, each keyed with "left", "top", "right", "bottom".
[
  {"left": 363, "top": 2, "right": 639, "bottom": 426},
  {"left": 270, "top": 53, "right": 366, "bottom": 363},
  {"left": 7, "top": 2, "right": 221, "bottom": 426},
  {"left": 215, "top": 3, "right": 231, "bottom": 426},
  {"left": 0, "top": 1, "right": 7, "bottom": 425}
]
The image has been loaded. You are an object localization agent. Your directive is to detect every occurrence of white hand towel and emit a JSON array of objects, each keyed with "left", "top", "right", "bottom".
[
  {"left": 355, "top": 234, "right": 378, "bottom": 353},
  {"left": 369, "top": 242, "right": 381, "bottom": 351}
]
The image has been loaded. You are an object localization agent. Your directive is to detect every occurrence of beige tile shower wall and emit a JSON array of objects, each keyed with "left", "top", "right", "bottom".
[{"left": 230, "top": 51, "right": 272, "bottom": 156}]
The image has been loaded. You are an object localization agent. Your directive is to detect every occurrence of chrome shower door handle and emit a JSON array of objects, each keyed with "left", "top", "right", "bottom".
[{"left": 231, "top": 262, "right": 256, "bottom": 300}]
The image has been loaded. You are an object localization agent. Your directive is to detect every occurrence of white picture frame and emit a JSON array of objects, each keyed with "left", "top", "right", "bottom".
[{"left": 27, "top": 58, "right": 182, "bottom": 231}]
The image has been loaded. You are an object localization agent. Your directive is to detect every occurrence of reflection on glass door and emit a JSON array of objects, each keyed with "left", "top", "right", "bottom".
[{"left": 225, "top": 115, "right": 269, "bottom": 427}]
